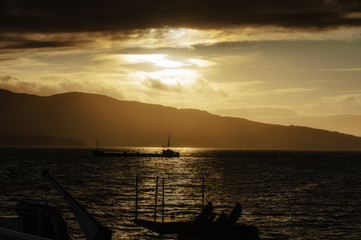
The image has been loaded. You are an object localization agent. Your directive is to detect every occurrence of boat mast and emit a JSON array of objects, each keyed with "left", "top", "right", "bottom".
[{"left": 167, "top": 133, "right": 170, "bottom": 148}]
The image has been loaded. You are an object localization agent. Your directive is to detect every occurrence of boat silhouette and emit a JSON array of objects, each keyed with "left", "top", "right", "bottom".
[
  {"left": 0, "top": 173, "right": 259, "bottom": 240},
  {"left": 0, "top": 171, "right": 111, "bottom": 240},
  {"left": 93, "top": 134, "right": 180, "bottom": 158},
  {"left": 134, "top": 177, "right": 260, "bottom": 240}
]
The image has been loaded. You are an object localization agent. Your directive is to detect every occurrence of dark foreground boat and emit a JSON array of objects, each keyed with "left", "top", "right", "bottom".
[
  {"left": 134, "top": 177, "right": 259, "bottom": 240},
  {"left": 134, "top": 201, "right": 259, "bottom": 240},
  {"left": 1, "top": 173, "right": 260, "bottom": 240},
  {"left": 0, "top": 201, "right": 73, "bottom": 240},
  {"left": 0, "top": 171, "right": 111, "bottom": 240},
  {"left": 93, "top": 134, "right": 180, "bottom": 158}
]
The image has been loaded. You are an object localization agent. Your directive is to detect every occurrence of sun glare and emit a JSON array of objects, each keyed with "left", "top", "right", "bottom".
[
  {"left": 120, "top": 54, "right": 184, "bottom": 68},
  {"left": 119, "top": 53, "right": 207, "bottom": 89}
]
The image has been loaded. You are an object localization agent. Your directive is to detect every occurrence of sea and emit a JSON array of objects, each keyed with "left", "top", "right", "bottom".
[{"left": 1, "top": 147, "right": 361, "bottom": 240}]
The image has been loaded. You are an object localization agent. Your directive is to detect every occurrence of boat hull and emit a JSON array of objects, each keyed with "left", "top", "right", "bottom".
[{"left": 93, "top": 150, "right": 180, "bottom": 158}]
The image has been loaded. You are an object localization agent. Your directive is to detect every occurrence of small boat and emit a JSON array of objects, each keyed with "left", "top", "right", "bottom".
[
  {"left": 134, "top": 177, "right": 259, "bottom": 240},
  {"left": 135, "top": 201, "right": 259, "bottom": 240},
  {"left": 93, "top": 134, "right": 180, "bottom": 158}
]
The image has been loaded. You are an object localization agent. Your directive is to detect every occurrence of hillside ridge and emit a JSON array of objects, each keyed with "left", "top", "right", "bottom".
[{"left": 1, "top": 89, "right": 361, "bottom": 149}]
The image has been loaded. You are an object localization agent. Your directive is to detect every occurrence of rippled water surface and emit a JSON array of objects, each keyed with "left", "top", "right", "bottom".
[{"left": 1, "top": 147, "right": 361, "bottom": 239}]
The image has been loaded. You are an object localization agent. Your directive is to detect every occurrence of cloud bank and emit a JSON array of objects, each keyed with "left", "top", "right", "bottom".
[{"left": 1, "top": 0, "right": 361, "bottom": 34}]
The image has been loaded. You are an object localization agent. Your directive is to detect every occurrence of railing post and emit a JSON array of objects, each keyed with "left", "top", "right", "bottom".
[
  {"left": 154, "top": 176, "right": 159, "bottom": 222},
  {"left": 162, "top": 178, "right": 165, "bottom": 223},
  {"left": 202, "top": 177, "right": 205, "bottom": 209},
  {"left": 135, "top": 175, "right": 138, "bottom": 220}
]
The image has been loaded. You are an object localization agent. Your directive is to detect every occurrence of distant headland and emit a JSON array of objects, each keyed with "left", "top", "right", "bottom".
[{"left": 1, "top": 89, "right": 361, "bottom": 150}]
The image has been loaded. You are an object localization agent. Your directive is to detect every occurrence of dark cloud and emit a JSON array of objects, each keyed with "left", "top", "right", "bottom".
[
  {"left": 0, "top": 75, "right": 17, "bottom": 82},
  {"left": 144, "top": 78, "right": 184, "bottom": 92},
  {"left": 0, "top": 57, "right": 17, "bottom": 61},
  {"left": 2, "top": 39, "right": 78, "bottom": 50},
  {"left": 0, "top": 33, "right": 90, "bottom": 50},
  {"left": 0, "top": 75, "right": 38, "bottom": 94},
  {"left": 1, "top": 0, "right": 361, "bottom": 34}
]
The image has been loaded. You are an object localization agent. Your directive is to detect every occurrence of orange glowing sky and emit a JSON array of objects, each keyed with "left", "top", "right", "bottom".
[{"left": 1, "top": 1, "right": 361, "bottom": 136}]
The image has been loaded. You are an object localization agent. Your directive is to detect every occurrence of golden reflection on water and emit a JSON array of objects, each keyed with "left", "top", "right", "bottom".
[
  {"left": 135, "top": 161, "right": 206, "bottom": 221},
  {"left": 2, "top": 148, "right": 361, "bottom": 239}
]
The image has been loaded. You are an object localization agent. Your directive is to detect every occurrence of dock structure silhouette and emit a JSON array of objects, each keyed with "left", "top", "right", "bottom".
[{"left": 134, "top": 176, "right": 259, "bottom": 240}]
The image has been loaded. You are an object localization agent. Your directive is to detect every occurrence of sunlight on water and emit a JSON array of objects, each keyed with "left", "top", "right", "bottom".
[{"left": 1, "top": 148, "right": 361, "bottom": 239}]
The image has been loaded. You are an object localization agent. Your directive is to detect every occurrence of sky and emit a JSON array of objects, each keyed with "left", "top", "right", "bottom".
[{"left": 1, "top": 0, "right": 361, "bottom": 136}]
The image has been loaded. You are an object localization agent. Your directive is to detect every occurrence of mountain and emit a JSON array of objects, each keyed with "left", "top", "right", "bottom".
[{"left": 1, "top": 89, "right": 361, "bottom": 149}]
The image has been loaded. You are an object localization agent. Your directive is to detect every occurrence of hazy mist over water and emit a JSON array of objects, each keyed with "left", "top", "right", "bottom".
[{"left": 1, "top": 147, "right": 361, "bottom": 239}]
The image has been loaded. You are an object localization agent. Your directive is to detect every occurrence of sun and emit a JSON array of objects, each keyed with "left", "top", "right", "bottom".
[{"left": 119, "top": 54, "right": 202, "bottom": 88}]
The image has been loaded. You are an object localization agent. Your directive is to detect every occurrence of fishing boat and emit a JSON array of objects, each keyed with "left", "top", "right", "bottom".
[
  {"left": 0, "top": 171, "right": 111, "bottom": 240},
  {"left": 93, "top": 134, "right": 180, "bottom": 158}
]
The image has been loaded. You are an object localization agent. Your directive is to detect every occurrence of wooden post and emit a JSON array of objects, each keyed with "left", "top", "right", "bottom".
[
  {"left": 154, "top": 176, "right": 159, "bottom": 222},
  {"left": 162, "top": 178, "right": 165, "bottom": 223},
  {"left": 202, "top": 177, "right": 205, "bottom": 209},
  {"left": 135, "top": 175, "right": 138, "bottom": 220}
]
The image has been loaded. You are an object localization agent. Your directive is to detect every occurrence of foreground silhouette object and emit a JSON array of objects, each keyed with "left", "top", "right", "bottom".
[
  {"left": 42, "top": 171, "right": 112, "bottom": 240},
  {"left": 135, "top": 201, "right": 259, "bottom": 240},
  {"left": 0, "top": 171, "right": 112, "bottom": 240}
]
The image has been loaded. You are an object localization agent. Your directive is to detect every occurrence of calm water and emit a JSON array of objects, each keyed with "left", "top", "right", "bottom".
[{"left": 1, "top": 147, "right": 361, "bottom": 240}]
